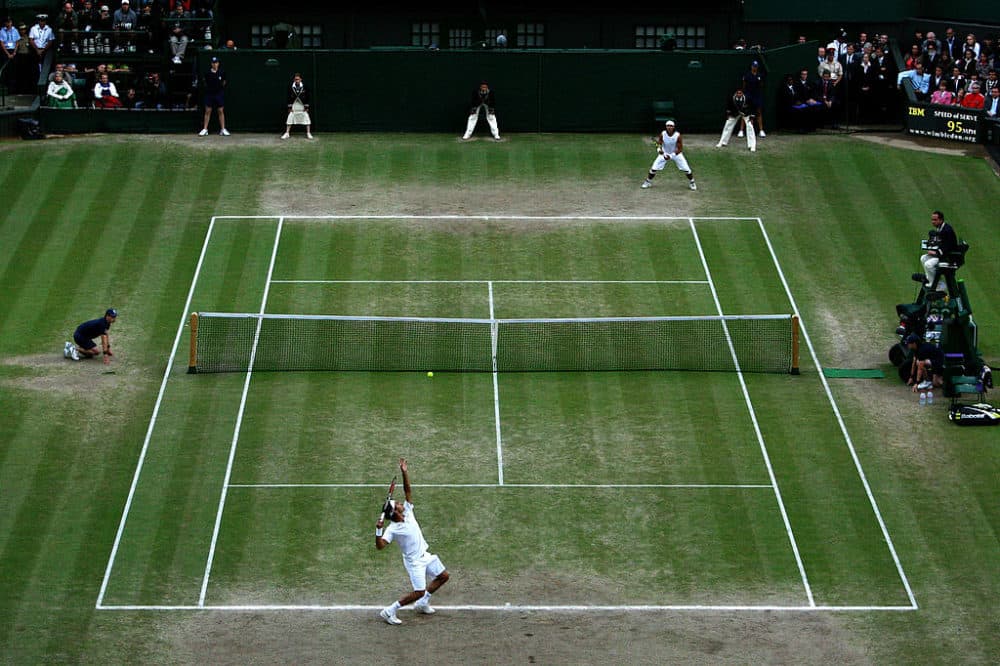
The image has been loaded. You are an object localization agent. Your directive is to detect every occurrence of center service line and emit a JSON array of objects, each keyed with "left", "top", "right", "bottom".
[{"left": 488, "top": 281, "right": 504, "bottom": 485}]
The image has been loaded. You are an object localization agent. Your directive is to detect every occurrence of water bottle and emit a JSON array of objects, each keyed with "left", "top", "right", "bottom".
[
  {"left": 927, "top": 390, "right": 934, "bottom": 405},
  {"left": 919, "top": 392, "right": 927, "bottom": 406}
]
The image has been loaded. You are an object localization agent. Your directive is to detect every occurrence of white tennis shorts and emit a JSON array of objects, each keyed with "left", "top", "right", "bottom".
[
  {"left": 651, "top": 152, "right": 691, "bottom": 174},
  {"left": 404, "top": 553, "right": 446, "bottom": 591}
]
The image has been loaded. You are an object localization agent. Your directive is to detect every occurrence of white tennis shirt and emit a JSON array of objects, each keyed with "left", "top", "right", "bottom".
[
  {"left": 660, "top": 130, "right": 681, "bottom": 154},
  {"left": 382, "top": 501, "right": 430, "bottom": 565}
]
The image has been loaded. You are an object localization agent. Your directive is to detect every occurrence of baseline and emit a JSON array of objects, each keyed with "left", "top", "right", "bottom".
[{"left": 96, "top": 603, "right": 917, "bottom": 612}]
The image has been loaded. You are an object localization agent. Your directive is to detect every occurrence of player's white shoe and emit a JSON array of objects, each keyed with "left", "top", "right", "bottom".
[
  {"left": 641, "top": 181, "right": 651, "bottom": 189},
  {"left": 715, "top": 142, "right": 725, "bottom": 148},
  {"left": 220, "top": 128, "right": 231, "bottom": 136},
  {"left": 198, "top": 129, "right": 208, "bottom": 136},
  {"left": 759, "top": 130, "right": 766, "bottom": 137},
  {"left": 750, "top": 147, "right": 756, "bottom": 152},
  {"left": 70, "top": 347, "right": 80, "bottom": 361},
  {"left": 306, "top": 132, "right": 314, "bottom": 139},
  {"left": 737, "top": 130, "right": 744, "bottom": 137},
  {"left": 64, "top": 341, "right": 72, "bottom": 358},
  {"left": 414, "top": 600, "right": 436, "bottom": 614},
  {"left": 280, "top": 133, "right": 290, "bottom": 139},
  {"left": 689, "top": 180, "right": 697, "bottom": 190},
  {"left": 379, "top": 608, "right": 402, "bottom": 625}
]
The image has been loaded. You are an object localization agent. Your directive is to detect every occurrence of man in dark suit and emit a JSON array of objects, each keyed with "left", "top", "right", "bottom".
[
  {"left": 942, "top": 27, "right": 961, "bottom": 61},
  {"left": 914, "top": 210, "right": 958, "bottom": 289},
  {"left": 817, "top": 70, "right": 838, "bottom": 126},
  {"left": 920, "top": 43, "right": 941, "bottom": 72},
  {"left": 928, "top": 65, "right": 947, "bottom": 96}
]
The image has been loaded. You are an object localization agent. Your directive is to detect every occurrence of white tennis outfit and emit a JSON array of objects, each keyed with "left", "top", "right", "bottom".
[
  {"left": 382, "top": 501, "right": 446, "bottom": 590},
  {"left": 650, "top": 129, "right": 691, "bottom": 173}
]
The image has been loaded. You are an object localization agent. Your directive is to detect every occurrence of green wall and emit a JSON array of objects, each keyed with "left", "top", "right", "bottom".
[{"left": 219, "top": 49, "right": 768, "bottom": 134}]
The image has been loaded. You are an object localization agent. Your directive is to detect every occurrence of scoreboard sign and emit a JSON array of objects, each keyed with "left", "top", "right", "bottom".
[{"left": 906, "top": 105, "right": 981, "bottom": 143}]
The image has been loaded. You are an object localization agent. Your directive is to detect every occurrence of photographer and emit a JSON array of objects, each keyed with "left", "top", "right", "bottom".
[
  {"left": 913, "top": 210, "right": 956, "bottom": 289},
  {"left": 139, "top": 70, "right": 168, "bottom": 109}
]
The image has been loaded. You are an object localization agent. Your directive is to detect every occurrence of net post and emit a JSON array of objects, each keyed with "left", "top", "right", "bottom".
[
  {"left": 790, "top": 314, "right": 800, "bottom": 375},
  {"left": 187, "top": 312, "right": 199, "bottom": 374}
]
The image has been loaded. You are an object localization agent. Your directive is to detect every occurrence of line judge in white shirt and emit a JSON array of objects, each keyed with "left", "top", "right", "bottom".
[{"left": 375, "top": 458, "right": 450, "bottom": 625}]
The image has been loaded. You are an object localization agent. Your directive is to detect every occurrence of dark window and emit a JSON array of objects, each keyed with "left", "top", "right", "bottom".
[
  {"left": 412, "top": 22, "right": 440, "bottom": 47},
  {"left": 516, "top": 23, "right": 544, "bottom": 48}
]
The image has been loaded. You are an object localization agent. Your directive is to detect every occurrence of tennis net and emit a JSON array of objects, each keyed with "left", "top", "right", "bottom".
[{"left": 188, "top": 312, "right": 799, "bottom": 374}]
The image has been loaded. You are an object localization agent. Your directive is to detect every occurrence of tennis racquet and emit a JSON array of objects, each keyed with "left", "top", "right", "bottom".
[{"left": 379, "top": 475, "right": 397, "bottom": 521}]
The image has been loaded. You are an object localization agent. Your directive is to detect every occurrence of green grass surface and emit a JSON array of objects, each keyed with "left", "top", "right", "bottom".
[{"left": 1, "top": 132, "right": 998, "bottom": 663}]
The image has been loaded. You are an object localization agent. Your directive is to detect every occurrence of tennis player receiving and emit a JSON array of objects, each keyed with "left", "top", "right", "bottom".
[{"left": 375, "top": 458, "right": 450, "bottom": 625}]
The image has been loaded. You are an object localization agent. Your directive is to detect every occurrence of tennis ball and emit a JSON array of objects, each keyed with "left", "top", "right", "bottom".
[{"left": 427, "top": 371, "right": 434, "bottom": 377}]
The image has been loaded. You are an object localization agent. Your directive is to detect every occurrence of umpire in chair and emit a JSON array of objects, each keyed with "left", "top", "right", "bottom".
[{"left": 913, "top": 210, "right": 957, "bottom": 291}]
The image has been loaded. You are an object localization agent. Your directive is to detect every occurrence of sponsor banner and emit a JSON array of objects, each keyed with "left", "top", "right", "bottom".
[{"left": 906, "top": 105, "right": 982, "bottom": 143}]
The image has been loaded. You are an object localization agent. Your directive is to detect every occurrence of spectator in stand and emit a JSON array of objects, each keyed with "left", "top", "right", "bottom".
[
  {"left": 976, "top": 53, "right": 992, "bottom": 80},
  {"left": 220, "top": 38, "right": 236, "bottom": 50},
  {"left": 985, "top": 85, "right": 1000, "bottom": 118},
  {"left": 841, "top": 42, "right": 859, "bottom": 70},
  {"left": 921, "top": 31, "right": 941, "bottom": 54},
  {"left": 855, "top": 53, "right": 879, "bottom": 122},
  {"left": 740, "top": 60, "right": 766, "bottom": 138},
  {"left": 797, "top": 35, "right": 807, "bottom": 44},
  {"left": 948, "top": 65, "right": 965, "bottom": 95},
  {"left": 1, "top": 17, "right": 19, "bottom": 91},
  {"left": 93, "top": 71, "right": 121, "bottom": 107},
  {"left": 55, "top": 2, "right": 78, "bottom": 54},
  {"left": 816, "top": 46, "right": 826, "bottom": 66},
  {"left": 898, "top": 61, "right": 930, "bottom": 101},
  {"left": 48, "top": 61, "right": 70, "bottom": 82},
  {"left": 14, "top": 22, "right": 32, "bottom": 93},
  {"left": 961, "top": 82, "right": 985, "bottom": 109},
  {"left": 172, "top": 0, "right": 192, "bottom": 10},
  {"left": 928, "top": 65, "right": 947, "bottom": 95},
  {"left": 137, "top": 4, "right": 158, "bottom": 54},
  {"left": 93, "top": 5, "right": 114, "bottom": 53},
  {"left": 877, "top": 34, "right": 891, "bottom": 53},
  {"left": 168, "top": 23, "right": 188, "bottom": 63},
  {"left": 953, "top": 88, "right": 966, "bottom": 107},
  {"left": 965, "top": 33, "right": 980, "bottom": 59},
  {"left": 959, "top": 49, "right": 977, "bottom": 78},
  {"left": 942, "top": 27, "right": 961, "bottom": 61},
  {"left": 985, "top": 69, "right": 999, "bottom": 95},
  {"left": 921, "top": 41, "right": 941, "bottom": 72},
  {"left": 168, "top": 2, "right": 190, "bottom": 23},
  {"left": 46, "top": 70, "right": 77, "bottom": 107},
  {"left": 112, "top": 0, "right": 138, "bottom": 52},
  {"left": 79, "top": 0, "right": 98, "bottom": 30},
  {"left": 139, "top": 70, "right": 168, "bottom": 108},
  {"left": 818, "top": 49, "right": 843, "bottom": 91},
  {"left": 818, "top": 70, "right": 838, "bottom": 126},
  {"left": 29, "top": 14, "right": 55, "bottom": 78},
  {"left": 930, "top": 80, "right": 954, "bottom": 106}
]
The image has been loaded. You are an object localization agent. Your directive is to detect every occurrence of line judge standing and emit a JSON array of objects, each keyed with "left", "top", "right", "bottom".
[
  {"left": 716, "top": 86, "right": 757, "bottom": 152},
  {"left": 462, "top": 80, "right": 501, "bottom": 141}
]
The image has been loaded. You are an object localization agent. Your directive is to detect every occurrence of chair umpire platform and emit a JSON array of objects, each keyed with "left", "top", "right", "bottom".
[{"left": 891, "top": 236, "right": 990, "bottom": 406}]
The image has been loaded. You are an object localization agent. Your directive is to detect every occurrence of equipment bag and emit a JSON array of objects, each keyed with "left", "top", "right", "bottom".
[{"left": 948, "top": 403, "right": 1000, "bottom": 426}]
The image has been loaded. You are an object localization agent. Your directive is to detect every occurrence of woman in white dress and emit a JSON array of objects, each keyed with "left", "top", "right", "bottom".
[{"left": 281, "top": 73, "right": 313, "bottom": 139}]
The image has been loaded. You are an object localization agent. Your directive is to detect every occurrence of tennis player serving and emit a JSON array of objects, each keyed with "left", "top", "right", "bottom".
[{"left": 375, "top": 458, "right": 450, "bottom": 625}]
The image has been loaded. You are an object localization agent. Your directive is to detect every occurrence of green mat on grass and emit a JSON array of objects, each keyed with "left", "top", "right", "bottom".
[{"left": 823, "top": 368, "right": 886, "bottom": 379}]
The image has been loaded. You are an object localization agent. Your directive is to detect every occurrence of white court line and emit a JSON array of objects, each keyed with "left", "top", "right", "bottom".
[
  {"left": 756, "top": 218, "right": 918, "bottom": 610},
  {"left": 212, "top": 215, "right": 757, "bottom": 221},
  {"left": 226, "top": 483, "right": 772, "bottom": 489},
  {"left": 488, "top": 281, "right": 504, "bottom": 485},
  {"left": 198, "top": 217, "right": 284, "bottom": 607},
  {"left": 270, "top": 279, "right": 710, "bottom": 284},
  {"left": 689, "top": 218, "right": 816, "bottom": 608},
  {"left": 96, "top": 603, "right": 917, "bottom": 612},
  {"left": 94, "top": 217, "right": 220, "bottom": 609}
]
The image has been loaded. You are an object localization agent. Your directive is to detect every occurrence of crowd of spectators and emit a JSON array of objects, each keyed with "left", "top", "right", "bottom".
[
  {"left": 778, "top": 26, "right": 998, "bottom": 131},
  {"left": 779, "top": 30, "right": 901, "bottom": 130},
  {"left": 896, "top": 27, "right": 998, "bottom": 111}
]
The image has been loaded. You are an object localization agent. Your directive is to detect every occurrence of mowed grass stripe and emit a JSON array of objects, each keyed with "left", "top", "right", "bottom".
[{"left": 0, "top": 147, "right": 102, "bottom": 340}]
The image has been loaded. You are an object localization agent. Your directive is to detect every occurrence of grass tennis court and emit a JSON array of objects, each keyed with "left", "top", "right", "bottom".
[
  {"left": 2, "top": 133, "right": 999, "bottom": 662},
  {"left": 97, "top": 215, "right": 911, "bottom": 612}
]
